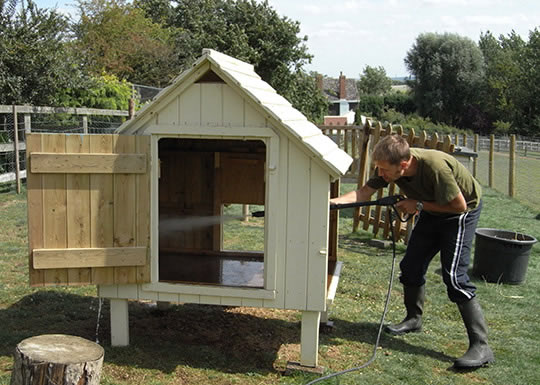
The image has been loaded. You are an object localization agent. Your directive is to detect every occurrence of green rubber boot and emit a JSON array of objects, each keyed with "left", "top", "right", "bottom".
[
  {"left": 453, "top": 298, "right": 495, "bottom": 369},
  {"left": 385, "top": 285, "right": 424, "bottom": 335}
]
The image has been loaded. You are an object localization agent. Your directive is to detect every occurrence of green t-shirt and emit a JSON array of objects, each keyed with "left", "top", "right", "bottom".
[{"left": 367, "top": 148, "right": 482, "bottom": 212}]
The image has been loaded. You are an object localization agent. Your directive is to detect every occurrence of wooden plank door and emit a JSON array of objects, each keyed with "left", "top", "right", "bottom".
[{"left": 26, "top": 133, "right": 151, "bottom": 286}]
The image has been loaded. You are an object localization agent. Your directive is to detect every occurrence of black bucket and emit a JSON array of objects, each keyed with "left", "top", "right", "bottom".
[{"left": 472, "top": 228, "right": 537, "bottom": 284}]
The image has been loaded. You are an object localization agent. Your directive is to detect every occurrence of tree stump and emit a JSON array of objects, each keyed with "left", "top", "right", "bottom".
[{"left": 10, "top": 334, "right": 104, "bottom": 385}]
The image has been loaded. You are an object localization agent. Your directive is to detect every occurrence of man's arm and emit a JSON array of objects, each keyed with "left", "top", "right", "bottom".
[
  {"left": 330, "top": 184, "right": 377, "bottom": 205},
  {"left": 397, "top": 192, "right": 468, "bottom": 214}
]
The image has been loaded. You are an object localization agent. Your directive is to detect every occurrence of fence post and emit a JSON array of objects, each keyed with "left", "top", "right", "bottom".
[
  {"left": 353, "top": 122, "right": 371, "bottom": 232},
  {"left": 128, "top": 98, "right": 135, "bottom": 119},
  {"left": 82, "top": 115, "right": 88, "bottom": 134},
  {"left": 509, "top": 134, "right": 515, "bottom": 197},
  {"left": 489, "top": 135, "right": 494, "bottom": 188},
  {"left": 473, "top": 134, "right": 479, "bottom": 178},
  {"left": 12, "top": 105, "right": 21, "bottom": 194},
  {"left": 24, "top": 114, "right": 31, "bottom": 133}
]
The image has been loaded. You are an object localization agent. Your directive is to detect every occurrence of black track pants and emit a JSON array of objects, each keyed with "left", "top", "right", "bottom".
[{"left": 399, "top": 201, "right": 482, "bottom": 303}]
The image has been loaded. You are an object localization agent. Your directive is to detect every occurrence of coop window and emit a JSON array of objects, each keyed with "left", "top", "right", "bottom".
[{"left": 157, "top": 138, "right": 266, "bottom": 288}]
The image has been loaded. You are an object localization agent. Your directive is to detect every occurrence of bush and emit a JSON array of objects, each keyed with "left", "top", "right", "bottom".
[
  {"left": 384, "top": 92, "right": 415, "bottom": 115},
  {"left": 493, "top": 120, "right": 512, "bottom": 136},
  {"left": 355, "top": 94, "right": 384, "bottom": 119}
]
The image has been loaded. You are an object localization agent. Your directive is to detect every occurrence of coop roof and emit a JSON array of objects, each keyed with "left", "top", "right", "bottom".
[{"left": 117, "top": 49, "right": 353, "bottom": 177}]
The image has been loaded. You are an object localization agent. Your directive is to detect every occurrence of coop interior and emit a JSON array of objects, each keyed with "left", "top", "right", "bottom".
[{"left": 158, "top": 138, "right": 266, "bottom": 288}]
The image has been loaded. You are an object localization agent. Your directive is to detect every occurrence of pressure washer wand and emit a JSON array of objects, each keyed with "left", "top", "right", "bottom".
[
  {"left": 329, "top": 194, "right": 405, "bottom": 211},
  {"left": 251, "top": 195, "right": 406, "bottom": 218}
]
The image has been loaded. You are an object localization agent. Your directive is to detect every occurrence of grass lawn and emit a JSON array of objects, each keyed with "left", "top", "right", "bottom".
[{"left": 0, "top": 185, "right": 539, "bottom": 385}]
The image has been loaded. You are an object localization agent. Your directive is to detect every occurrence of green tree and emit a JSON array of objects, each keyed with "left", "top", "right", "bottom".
[
  {"left": 57, "top": 73, "right": 133, "bottom": 110},
  {"left": 480, "top": 29, "right": 540, "bottom": 137},
  {"left": 73, "top": 0, "right": 177, "bottom": 86},
  {"left": 136, "top": 0, "right": 326, "bottom": 121},
  {"left": 405, "top": 32, "right": 485, "bottom": 127},
  {"left": 133, "top": 0, "right": 173, "bottom": 24},
  {"left": 523, "top": 29, "right": 540, "bottom": 137},
  {"left": 279, "top": 70, "right": 329, "bottom": 124},
  {"left": 357, "top": 65, "right": 392, "bottom": 95},
  {"left": 0, "top": 0, "right": 84, "bottom": 105}
]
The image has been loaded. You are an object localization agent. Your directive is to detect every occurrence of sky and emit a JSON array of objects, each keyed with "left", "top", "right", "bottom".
[{"left": 33, "top": 0, "right": 540, "bottom": 79}]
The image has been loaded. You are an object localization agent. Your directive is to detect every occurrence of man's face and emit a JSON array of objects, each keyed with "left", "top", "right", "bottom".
[{"left": 375, "top": 160, "right": 405, "bottom": 183}]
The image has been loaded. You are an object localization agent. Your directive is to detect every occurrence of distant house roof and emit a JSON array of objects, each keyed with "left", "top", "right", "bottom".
[
  {"left": 322, "top": 76, "right": 359, "bottom": 102},
  {"left": 117, "top": 49, "right": 353, "bottom": 177}
]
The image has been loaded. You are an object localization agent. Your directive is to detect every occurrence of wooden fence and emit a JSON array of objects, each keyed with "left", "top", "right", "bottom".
[{"left": 321, "top": 120, "right": 456, "bottom": 243}]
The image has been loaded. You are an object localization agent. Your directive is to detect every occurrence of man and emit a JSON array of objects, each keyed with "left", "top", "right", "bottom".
[{"left": 331, "top": 134, "right": 494, "bottom": 369}]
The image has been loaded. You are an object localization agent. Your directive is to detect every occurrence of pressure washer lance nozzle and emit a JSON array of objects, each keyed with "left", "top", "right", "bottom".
[{"left": 330, "top": 195, "right": 406, "bottom": 210}]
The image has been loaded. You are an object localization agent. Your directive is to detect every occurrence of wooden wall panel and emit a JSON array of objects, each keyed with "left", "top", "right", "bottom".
[
  {"left": 219, "top": 153, "right": 265, "bottom": 204},
  {"left": 306, "top": 162, "right": 330, "bottom": 311},
  {"left": 244, "top": 101, "right": 266, "bottom": 127},
  {"left": 222, "top": 86, "right": 245, "bottom": 127},
  {"left": 113, "top": 136, "right": 137, "bottom": 284},
  {"left": 27, "top": 134, "right": 44, "bottom": 286},
  {"left": 66, "top": 135, "right": 91, "bottom": 285},
  {"left": 179, "top": 84, "right": 201, "bottom": 126},
  {"left": 89, "top": 135, "right": 114, "bottom": 284},
  {"left": 157, "top": 96, "right": 179, "bottom": 125},
  {"left": 263, "top": 135, "right": 287, "bottom": 309},
  {"left": 284, "top": 143, "right": 310, "bottom": 310},
  {"left": 42, "top": 134, "right": 68, "bottom": 285},
  {"left": 201, "top": 83, "right": 223, "bottom": 126},
  {"left": 136, "top": 136, "right": 151, "bottom": 283}
]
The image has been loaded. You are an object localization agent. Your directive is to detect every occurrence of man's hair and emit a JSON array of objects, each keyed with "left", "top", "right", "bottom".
[{"left": 372, "top": 134, "right": 411, "bottom": 165}]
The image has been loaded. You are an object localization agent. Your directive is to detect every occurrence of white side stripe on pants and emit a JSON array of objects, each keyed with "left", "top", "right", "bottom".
[{"left": 450, "top": 211, "right": 474, "bottom": 300}]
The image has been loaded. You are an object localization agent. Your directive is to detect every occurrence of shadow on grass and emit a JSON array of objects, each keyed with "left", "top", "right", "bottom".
[
  {"left": 322, "top": 319, "right": 455, "bottom": 364},
  {"left": 0, "top": 291, "right": 300, "bottom": 375}
]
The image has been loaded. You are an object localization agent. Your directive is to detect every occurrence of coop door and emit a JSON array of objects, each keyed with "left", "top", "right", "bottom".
[{"left": 26, "top": 133, "right": 151, "bottom": 287}]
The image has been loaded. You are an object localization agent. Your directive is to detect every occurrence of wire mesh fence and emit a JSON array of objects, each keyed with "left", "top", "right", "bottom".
[
  {"left": 0, "top": 105, "right": 129, "bottom": 192},
  {"left": 133, "top": 83, "right": 163, "bottom": 104},
  {"left": 456, "top": 134, "right": 540, "bottom": 212},
  {"left": 475, "top": 149, "right": 540, "bottom": 211},
  {"left": 0, "top": 112, "right": 20, "bottom": 189}
]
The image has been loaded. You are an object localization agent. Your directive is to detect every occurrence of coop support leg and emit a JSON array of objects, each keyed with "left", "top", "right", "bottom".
[
  {"left": 300, "top": 311, "right": 320, "bottom": 367},
  {"left": 320, "top": 310, "right": 335, "bottom": 328},
  {"left": 110, "top": 299, "right": 129, "bottom": 346}
]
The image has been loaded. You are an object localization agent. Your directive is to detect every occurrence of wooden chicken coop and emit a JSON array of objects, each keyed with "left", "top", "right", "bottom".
[{"left": 25, "top": 49, "right": 353, "bottom": 368}]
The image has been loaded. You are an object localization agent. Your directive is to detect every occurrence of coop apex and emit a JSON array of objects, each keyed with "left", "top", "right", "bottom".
[{"left": 117, "top": 48, "right": 353, "bottom": 178}]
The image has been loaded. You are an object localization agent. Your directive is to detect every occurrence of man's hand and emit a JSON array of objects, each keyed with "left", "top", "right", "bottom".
[{"left": 396, "top": 199, "right": 420, "bottom": 215}]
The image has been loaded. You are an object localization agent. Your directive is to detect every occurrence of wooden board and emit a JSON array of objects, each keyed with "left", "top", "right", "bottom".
[
  {"left": 284, "top": 144, "right": 310, "bottom": 310},
  {"left": 89, "top": 135, "right": 115, "bottom": 284},
  {"left": 30, "top": 153, "right": 146, "bottom": 173},
  {"left": 42, "top": 134, "right": 68, "bottom": 286},
  {"left": 33, "top": 247, "right": 147, "bottom": 269},
  {"left": 113, "top": 135, "right": 137, "bottom": 284},
  {"left": 66, "top": 135, "right": 91, "bottom": 285},
  {"left": 219, "top": 153, "right": 265, "bottom": 204},
  {"left": 26, "top": 134, "right": 45, "bottom": 286}
]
